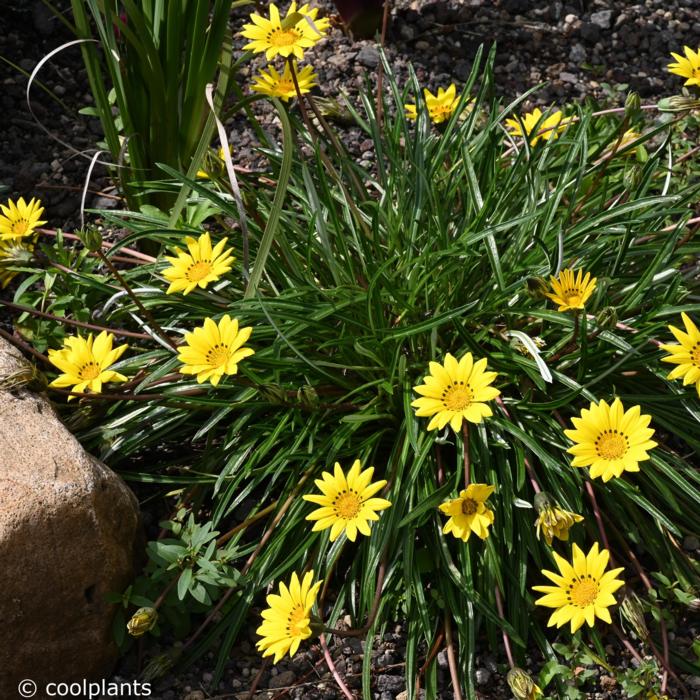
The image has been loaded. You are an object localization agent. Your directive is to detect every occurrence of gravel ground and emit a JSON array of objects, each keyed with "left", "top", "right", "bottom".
[{"left": 2, "top": 1, "right": 700, "bottom": 698}]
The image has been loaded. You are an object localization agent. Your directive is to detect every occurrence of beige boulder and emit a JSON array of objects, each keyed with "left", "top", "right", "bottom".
[{"left": 0, "top": 337, "right": 141, "bottom": 694}]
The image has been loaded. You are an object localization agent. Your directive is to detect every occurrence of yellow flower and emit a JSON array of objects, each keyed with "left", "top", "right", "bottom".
[
  {"left": 533, "top": 542, "right": 624, "bottom": 633},
  {"left": 439, "top": 483, "right": 495, "bottom": 542},
  {"left": 48, "top": 331, "right": 128, "bottom": 399},
  {"left": 127, "top": 607, "right": 158, "bottom": 637},
  {"left": 162, "top": 232, "right": 235, "bottom": 295},
  {"left": 196, "top": 145, "right": 233, "bottom": 179},
  {"left": 411, "top": 352, "right": 500, "bottom": 432},
  {"left": 256, "top": 570, "right": 323, "bottom": 663},
  {"left": 667, "top": 46, "right": 700, "bottom": 87},
  {"left": 177, "top": 315, "right": 254, "bottom": 386},
  {"left": 564, "top": 398, "right": 657, "bottom": 482},
  {"left": 545, "top": 268, "right": 597, "bottom": 312},
  {"left": 252, "top": 61, "right": 317, "bottom": 102},
  {"left": 241, "top": 2, "right": 329, "bottom": 61},
  {"left": 505, "top": 107, "right": 567, "bottom": 146},
  {"left": 660, "top": 312, "right": 700, "bottom": 397},
  {"left": 534, "top": 493, "right": 584, "bottom": 546},
  {"left": 0, "top": 237, "right": 34, "bottom": 288},
  {"left": 303, "top": 459, "right": 391, "bottom": 542},
  {"left": 507, "top": 667, "right": 543, "bottom": 700},
  {"left": 405, "top": 84, "right": 466, "bottom": 124},
  {"left": 0, "top": 197, "right": 47, "bottom": 240}
]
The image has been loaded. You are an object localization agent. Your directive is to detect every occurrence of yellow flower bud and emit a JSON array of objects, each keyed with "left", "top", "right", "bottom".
[
  {"left": 596, "top": 306, "right": 618, "bottom": 330},
  {"left": 127, "top": 607, "right": 158, "bottom": 637},
  {"left": 507, "top": 667, "right": 542, "bottom": 699}
]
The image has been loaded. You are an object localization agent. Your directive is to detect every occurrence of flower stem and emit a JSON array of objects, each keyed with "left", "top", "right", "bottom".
[
  {"left": 0, "top": 299, "right": 151, "bottom": 340},
  {"left": 462, "top": 422, "right": 470, "bottom": 488},
  {"left": 584, "top": 480, "right": 613, "bottom": 559},
  {"left": 494, "top": 585, "right": 515, "bottom": 668},
  {"left": 96, "top": 249, "right": 178, "bottom": 350},
  {"left": 320, "top": 634, "right": 355, "bottom": 700},
  {"left": 444, "top": 613, "right": 464, "bottom": 700}
]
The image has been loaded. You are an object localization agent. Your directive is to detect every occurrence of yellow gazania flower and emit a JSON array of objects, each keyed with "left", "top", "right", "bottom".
[
  {"left": 439, "top": 483, "right": 495, "bottom": 542},
  {"left": 126, "top": 607, "right": 158, "bottom": 637},
  {"left": 404, "top": 84, "right": 466, "bottom": 124},
  {"left": 0, "top": 197, "right": 47, "bottom": 240},
  {"left": 411, "top": 352, "right": 500, "bottom": 432},
  {"left": 177, "top": 315, "right": 254, "bottom": 386},
  {"left": 196, "top": 145, "right": 233, "bottom": 179},
  {"left": 505, "top": 108, "right": 567, "bottom": 146},
  {"left": 241, "top": 2, "right": 329, "bottom": 61},
  {"left": 660, "top": 312, "right": 700, "bottom": 397},
  {"left": 507, "top": 667, "right": 543, "bottom": 700},
  {"left": 545, "top": 268, "right": 597, "bottom": 312},
  {"left": 48, "top": 331, "right": 128, "bottom": 399},
  {"left": 667, "top": 46, "right": 700, "bottom": 87},
  {"left": 256, "top": 570, "right": 323, "bottom": 663},
  {"left": 534, "top": 493, "right": 584, "bottom": 546},
  {"left": 162, "top": 232, "right": 235, "bottom": 295},
  {"left": 533, "top": 542, "right": 625, "bottom": 633},
  {"left": 0, "top": 237, "right": 34, "bottom": 288},
  {"left": 252, "top": 62, "right": 317, "bottom": 102},
  {"left": 303, "top": 459, "right": 392, "bottom": 542},
  {"left": 564, "top": 398, "right": 657, "bottom": 482}
]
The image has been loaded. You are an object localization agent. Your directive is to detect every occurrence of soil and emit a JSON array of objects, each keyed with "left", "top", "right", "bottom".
[{"left": 1, "top": 1, "right": 699, "bottom": 699}]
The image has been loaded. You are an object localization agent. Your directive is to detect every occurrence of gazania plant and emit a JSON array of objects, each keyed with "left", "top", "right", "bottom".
[{"left": 5, "top": 45, "right": 700, "bottom": 698}]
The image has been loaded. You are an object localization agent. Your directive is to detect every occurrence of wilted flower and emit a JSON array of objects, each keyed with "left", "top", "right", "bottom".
[
  {"left": 127, "top": 607, "right": 158, "bottom": 637},
  {"left": 534, "top": 492, "right": 584, "bottom": 546}
]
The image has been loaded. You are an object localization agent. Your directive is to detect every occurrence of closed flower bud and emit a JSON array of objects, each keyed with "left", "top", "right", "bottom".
[
  {"left": 596, "top": 306, "right": 618, "bottom": 330},
  {"left": 141, "top": 648, "right": 181, "bottom": 682},
  {"left": 688, "top": 598, "right": 700, "bottom": 613},
  {"left": 525, "top": 276, "right": 549, "bottom": 301},
  {"left": 624, "top": 91, "right": 641, "bottom": 118},
  {"left": 507, "top": 667, "right": 542, "bottom": 699},
  {"left": 78, "top": 226, "right": 103, "bottom": 252},
  {"left": 620, "top": 589, "right": 649, "bottom": 641},
  {"left": 127, "top": 607, "right": 158, "bottom": 637},
  {"left": 534, "top": 492, "right": 584, "bottom": 546},
  {"left": 623, "top": 165, "right": 643, "bottom": 190}
]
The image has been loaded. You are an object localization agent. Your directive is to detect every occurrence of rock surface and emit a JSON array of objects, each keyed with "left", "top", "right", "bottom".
[{"left": 0, "top": 337, "right": 141, "bottom": 693}]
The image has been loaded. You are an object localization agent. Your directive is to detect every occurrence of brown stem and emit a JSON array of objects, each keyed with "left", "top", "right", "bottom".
[
  {"left": 444, "top": 613, "right": 464, "bottom": 700},
  {"left": 182, "top": 468, "right": 314, "bottom": 651},
  {"left": 96, "top": 249, "right": 178, "bottom": 350},
  {"left": 415, "top": 627, "right": 445, "bottom": 694},
  {"left": 153, "top": 575, "right": 179, "bottom": 610},
  {"left": 585, "top": 480, "right": 613, "bottom": 559},
  {"left": 39, "top": 227, "right": 156, "bottom": 262},
  {"left": 612, "top": 622, "right": 644, "bottom": 665},
  {"left": 246, "top": 658, "right": 270, "bottom": 700},
  {"left": 0, "top": 327, "right": 51, "bottom": 366},
  {"left": 320, "top": 634, "right": 355, "bottom": 700},
  {"left": 494, "top": 586, "right": 515, "bottom": 668},
  {"left": 462, "top": 421, "right": 470, "bottom": 488},
  {"left": 216, "top": 501, "right": 279, "bottom": 546},
  {"left": 375, "top": 0, "right": 391, "bottom": 129},
  {"left": 324, "top": 558, "right": 387, "bottom": 638},
  {"left": 0, "top": 299, "right": 152, "bottom": 340}
]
